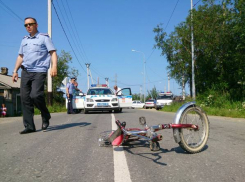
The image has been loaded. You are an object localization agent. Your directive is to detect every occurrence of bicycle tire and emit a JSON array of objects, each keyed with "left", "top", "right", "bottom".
[
  {"left": 98, "top": 131, "right": 114, "bottom": 147},
  {"left": 178, "top": 106, "right": 210, "bottom": 153}
]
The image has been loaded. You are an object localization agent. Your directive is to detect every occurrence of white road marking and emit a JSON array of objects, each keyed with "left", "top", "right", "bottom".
[{"left": 111, "top": 114, "right": 132, "bottom": 182}]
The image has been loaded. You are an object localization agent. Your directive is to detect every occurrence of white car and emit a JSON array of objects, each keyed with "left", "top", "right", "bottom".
[
  {"left": 84, "top": 85, "right": 132, "bottom": 113},
  {"left": 131, "top": 100, "right": 145, "bottom": 109},
  {"left": 67, "top": 85, "right": 132, "bottom": 114},
  {"left": 144, "top": 99, "right": 155, "bottom": 109},
  {"left": 65, "top": 91, "right": 85, "bottom": 113},
  {"left": 66, "top": 84, "right": 132, "bottom": 114}
]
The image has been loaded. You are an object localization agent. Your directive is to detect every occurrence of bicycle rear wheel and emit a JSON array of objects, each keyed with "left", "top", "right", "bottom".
[
  {"left": 178, "top": 106, "right": 209, "bottom": 153},
  {"left": 98, "top": 131, "right": 114, "bottom": 147}
]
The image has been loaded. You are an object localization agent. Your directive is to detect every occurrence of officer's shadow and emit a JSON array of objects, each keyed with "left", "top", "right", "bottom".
[{"left": 42, "top": 122, "right": 91, "bottom": 132}]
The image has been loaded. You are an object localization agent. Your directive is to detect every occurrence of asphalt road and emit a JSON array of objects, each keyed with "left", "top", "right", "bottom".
[{"left": 0, "top": 109, "right": 245, "bottom": 182}]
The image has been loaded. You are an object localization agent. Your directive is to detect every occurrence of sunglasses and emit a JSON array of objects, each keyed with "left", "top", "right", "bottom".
[{"left": 24, "top": 23, "right": 36, "bottom": 27}]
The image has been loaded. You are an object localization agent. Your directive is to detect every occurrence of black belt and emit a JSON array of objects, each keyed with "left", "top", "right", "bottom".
[{"left": 20, "top": 65, "right": 27, "bottom": 70}]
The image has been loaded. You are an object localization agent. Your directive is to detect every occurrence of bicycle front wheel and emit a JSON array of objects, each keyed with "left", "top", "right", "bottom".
[{"left": 178, "top": 106, "right": 210, "bottom": 153}]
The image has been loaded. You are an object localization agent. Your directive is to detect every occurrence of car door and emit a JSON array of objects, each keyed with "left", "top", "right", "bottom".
[
  {"left": 117, "top": 88, "right": 132, "bottom": 108},
  {"left": 73, "top": 93, "right": 85, "bottom": 109},
  {"left": 137, "top": 101, "right": 143, "bottom": 108}
]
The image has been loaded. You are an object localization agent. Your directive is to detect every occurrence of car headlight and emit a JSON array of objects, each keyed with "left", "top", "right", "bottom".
[
  {"left": 86, "top": 98, "right": 94, "bottom": 102},
  {"left": 111, "top": 98, "right": 118, "bottom": 102}
]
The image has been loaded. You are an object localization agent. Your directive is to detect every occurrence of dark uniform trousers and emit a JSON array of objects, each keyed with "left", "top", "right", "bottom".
[
  {"left": 20, "top": 70, "right": 51, "bottom": 130},
  {"left": 67, "top": 94, "right": 74, "bottom": 114}
]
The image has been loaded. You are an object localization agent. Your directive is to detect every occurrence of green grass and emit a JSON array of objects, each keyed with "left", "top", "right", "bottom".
[
  {"left": 160, "top": 99, "right": 245, "bottom": 118},
  {"left": 34, "top": 102, "right": 66, "bottom": 115}
]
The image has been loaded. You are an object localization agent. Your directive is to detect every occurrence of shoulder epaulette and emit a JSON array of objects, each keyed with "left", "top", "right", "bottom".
[
  {"left": 39, "top": 33, "right": 50, "bottom": 37},
  {"left": 23, "top": 36, "right": 28, "bottom": 39}
]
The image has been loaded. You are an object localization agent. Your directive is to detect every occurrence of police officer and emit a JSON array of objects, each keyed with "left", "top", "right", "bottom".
[
  {"left": 12, "top": 17, "right": 58, "bottom": 134},
  {"left": 66, "top": 77, "right": 81, "bottom": 114},
  {"left": 114, "top": 85, "right": 122, "bottom": 95}
]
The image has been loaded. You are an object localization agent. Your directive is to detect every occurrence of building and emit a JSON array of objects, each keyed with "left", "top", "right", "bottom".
[{"left": 0, "top": 67, "right": 21, "bottom": 117}]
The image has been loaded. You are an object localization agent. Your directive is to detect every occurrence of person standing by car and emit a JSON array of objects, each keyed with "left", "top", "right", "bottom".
[
  {"left": 66, "top": 77, "right": 81, "bottom": 114},
  {"left": 12, "top": 17, "right": 58, "bottom": 134},
  {"left": 114, "top": 85, "right": 122, "bottom": 95}
]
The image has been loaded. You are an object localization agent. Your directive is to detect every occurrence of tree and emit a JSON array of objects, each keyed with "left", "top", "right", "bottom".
[
  {"left": 153, "top": 23, "right": 191, "bottom": 96},
  {"left": 146, "top": 86, "right": 158, "bottom": 100},
  {"left": 132, "top": 93, "right": 141, "bottom": 101},
  {"left": 154, "top": 0, "right": 245, "bottom": 101},
  {"left": 52, "top": 50, "right": 79, "bottom": 103}
]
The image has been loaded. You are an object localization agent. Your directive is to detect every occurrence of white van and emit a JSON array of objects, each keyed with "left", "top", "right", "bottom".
[{"left": 154, "top": 92, "right": 173, "bottom": 110}]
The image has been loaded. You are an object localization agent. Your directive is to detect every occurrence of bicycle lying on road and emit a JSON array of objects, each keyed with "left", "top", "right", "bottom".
[{"left": 99, "top": 101, "right": 210, "bottom": 153}]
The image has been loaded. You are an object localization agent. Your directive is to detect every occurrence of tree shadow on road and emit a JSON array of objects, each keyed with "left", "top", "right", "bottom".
[{"left": 44, "top": 122, "right": 91, "bottom": 131}]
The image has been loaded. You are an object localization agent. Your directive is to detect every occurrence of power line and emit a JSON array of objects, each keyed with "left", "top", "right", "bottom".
[
  {"left": 52, "top": 1, "right": 86, "bottom": 73},
  {"left": 193, "top": 0, "right": 202, "bottom": 7},
  {"left": 143, "top": 0, "right": 180, "bottom": 87},
  {"left": 54, "top": 0, "right": 84, "bottom": 61},
  {"left": 164, "top": 0, "right": 180, "bottom": 30},
  {"left": 57, "top": 0, "right": 107, "bottom": 82},
  {"left": 65, "top": 0, "right": 90, "bottom": 62},
  {"left": 0, "top": 0, "right": 23, "bottom": 22},
  {"left": 146, "top": 63, "right": 168, "bottom": 81},
  {"left": 146, "top": 0, "right": 180, "bottom": 62},
  {"left": 146, "top": 49, "right": 155, "bottom": 61},
  {"left": 58, "top": 0, "right": 88, "bottom": 63},
  {"left": 58, "top": 0, "right": 106, "bottom": 81}
]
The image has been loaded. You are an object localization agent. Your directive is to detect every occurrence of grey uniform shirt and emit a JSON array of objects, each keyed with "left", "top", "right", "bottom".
[{"left": 18, "top": 31, "right": 56, "bottom": 72}]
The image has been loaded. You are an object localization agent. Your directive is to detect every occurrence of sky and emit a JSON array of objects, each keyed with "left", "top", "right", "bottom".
[{"left": 0, "top": 0, "right": 199, "bottom": 96}]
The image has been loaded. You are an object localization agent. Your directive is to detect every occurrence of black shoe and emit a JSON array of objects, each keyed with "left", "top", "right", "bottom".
[
  {"left": 68, "top": 112, "right": 75, "bottom": 114},
  {"left": 19, "top": 128, "right": 36, "bottom": 134},
  {"left": 42, "top": 121, "right": 49, "bottom": 131},
  {"left": 42, "top": 115, "right": 50, "bottom": 131}
]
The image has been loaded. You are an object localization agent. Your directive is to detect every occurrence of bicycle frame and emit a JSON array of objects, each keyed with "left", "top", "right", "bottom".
[
  {"left": 111, "top": 101, "right": 198, "bottom": 145},
  {"left": 99, "top": 101, "right": 209, "bottom": 153},
  {"left": 116, "top": 121, "right": 198, "bottom": 145}
]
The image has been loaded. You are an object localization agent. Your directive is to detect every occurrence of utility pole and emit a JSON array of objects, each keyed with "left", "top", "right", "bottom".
[
  {"left": 89, "top": 69, "right": 94, "bottom": 84},
  {"left": 140, "top": 85, "right": 142, "bottom": 102},
  {"left": 105, "top": 78, "right": 109, "bottom": 87},
  {"left": 132, "top": 50, "right": 146, "bottom": 103},
  {"left": 115, "top": 74, "right": 117, "bottom": 87},
  {"left": 168, "top": 74, "right": 170, "bottom": 92},
  {"left": 182, "top": 75, "right": 186, "bottom": 100},
  {"left": 191, "top": 0, "right": 196, "bottom": 99},
  {"left": 85, "top": 63, "right": 90, "bottom": 90},
  {"left": 47, "top": 0, "right": 52, "bottom": 106}
]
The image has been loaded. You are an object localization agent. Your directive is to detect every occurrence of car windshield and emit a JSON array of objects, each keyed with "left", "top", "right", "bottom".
[
  {"left": 87, "top": 88, "right": 113, "bottom": 95},
  {"left": 157, "top": 95, "right": 173, "bottom": 100}
]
